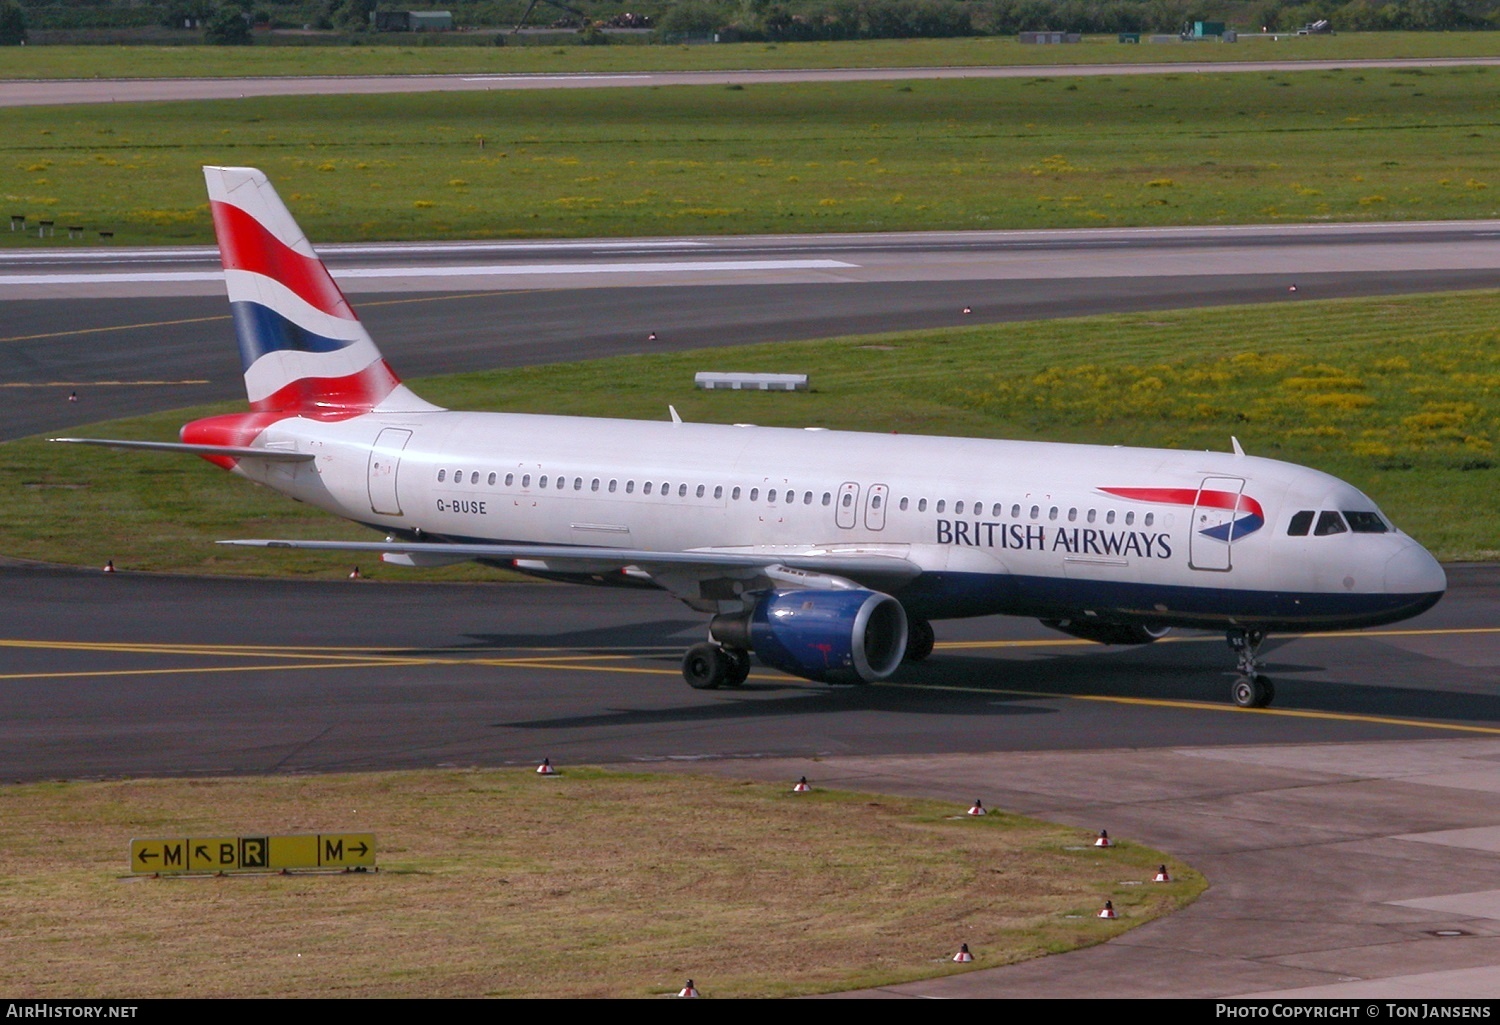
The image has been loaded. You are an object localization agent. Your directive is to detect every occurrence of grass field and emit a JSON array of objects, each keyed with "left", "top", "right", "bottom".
[
  {"left": 3, "top": 290, "right": 1494, "bottom": 577},
  {"left": 5, "top": 64, "right": 1500, "bottom": 245},
  {"left": 0, "top": 768, "right": 1201, "bottom": 997},
  {"left": 4, "top": 32, "right": 1500, "bottom": 80}
]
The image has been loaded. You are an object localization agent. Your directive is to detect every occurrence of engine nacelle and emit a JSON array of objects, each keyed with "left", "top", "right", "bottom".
[
  {"left": 1041, "top": 619, "right": 1170, "bottom": 646},
  {"left": 712, "top": 589, "right": 908, "bottom": 684}
]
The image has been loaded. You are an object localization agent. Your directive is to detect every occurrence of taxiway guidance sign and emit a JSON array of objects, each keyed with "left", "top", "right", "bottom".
[{"left": 130, "top": 834, "right": 375, "bottom": 874}]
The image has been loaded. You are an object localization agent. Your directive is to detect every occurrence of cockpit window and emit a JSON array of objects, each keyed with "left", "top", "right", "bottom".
[
  {"left": 1314, "top": 511, "right": 1348, "bottom": 536},
  {"left": 1287, "top": 511, "right": 1314, "bottom": 536},
  {"left": 1343, "top": 511, "right": 1389, "bottom": 534}
]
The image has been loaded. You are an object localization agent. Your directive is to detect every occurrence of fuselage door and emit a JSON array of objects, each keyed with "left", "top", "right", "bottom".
[
  {"left": 864, "top": 483, "right": 889, "bottom": 531},
  {"left": 835, "top": 482, "right": 860, "bottom": 529},
  {"left": 367, "top": 428, "right": 413, "bottom": 516},
  {"left": 1189, "top": 475, "right": 1245, "bottom": 572}
]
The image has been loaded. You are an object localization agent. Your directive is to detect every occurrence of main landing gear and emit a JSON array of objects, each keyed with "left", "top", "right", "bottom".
[
  {"left": 682, "top": 642, "right": 751, "bottom": 690},
  {"left": 1227, "top": 628, "right": 1275, "bottom": 708},
  {"left": 904, "top": 618, "right": 935, "bottom": 663}
]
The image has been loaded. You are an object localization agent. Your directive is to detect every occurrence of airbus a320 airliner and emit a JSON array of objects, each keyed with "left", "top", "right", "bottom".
[{"left": 57, "top": 167, "right": 1447, "bottom": 708}]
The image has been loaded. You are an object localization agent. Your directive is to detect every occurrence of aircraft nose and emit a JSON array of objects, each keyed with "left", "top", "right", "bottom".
[{"left": 1384, "top": 542, "right": 1447, "bottom": 597}]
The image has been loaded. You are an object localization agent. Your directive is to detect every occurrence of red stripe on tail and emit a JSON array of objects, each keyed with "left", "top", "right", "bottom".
[{"left": 210, "top": 201, "right": 357, "bottom": 321}]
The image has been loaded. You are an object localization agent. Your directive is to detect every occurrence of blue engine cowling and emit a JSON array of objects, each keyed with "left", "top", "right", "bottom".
[{"left": 729, "top": 589, "right": 908, "bottom": 684}]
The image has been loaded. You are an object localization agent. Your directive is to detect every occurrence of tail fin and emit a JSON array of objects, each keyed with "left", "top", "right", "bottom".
[{"left": 204, "top": 166, "right": 438, "bottom": 417}]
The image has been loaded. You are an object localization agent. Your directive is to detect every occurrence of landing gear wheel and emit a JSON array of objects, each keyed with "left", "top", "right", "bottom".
[
  {"left": 904, "top": 618, "right": 935, "bottom": 662},
  {"left": 683, "top": 643, "right": 730, "bottom": 690},
  {"left": 1230, "top": 674, "right": 1275, "bottom": 709},
  {"left": 723, "top": 648, "right": 751, "bottom": 688}
]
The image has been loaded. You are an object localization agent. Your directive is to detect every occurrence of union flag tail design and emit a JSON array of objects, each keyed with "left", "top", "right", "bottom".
[{"left": 204, "top": 165, "right": 437, "bottom": 417}]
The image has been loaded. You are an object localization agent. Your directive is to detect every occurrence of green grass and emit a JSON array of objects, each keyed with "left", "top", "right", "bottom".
[
  {"left": 2, "top": 290, "right": 1495, "bottom": 577},
  {"left": 5, "top": 32, "right": 1500, "bottom": 79},
  {"left": 4, "top": 65, "right": 1500, "bottom": 245},
  {"left": 0, "top": 768, "right": 1202, "bottom": 997}
]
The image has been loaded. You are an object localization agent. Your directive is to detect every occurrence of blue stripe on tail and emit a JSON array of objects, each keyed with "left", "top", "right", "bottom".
[{"left": 231, "top": 301, "right": 354, "bottom": 372}]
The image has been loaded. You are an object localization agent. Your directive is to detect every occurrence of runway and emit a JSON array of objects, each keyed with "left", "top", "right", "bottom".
[
  {"left": 6, "top": 56, "right": 1500, "bottom": 107},
  {"left": 5, "top": 220, "right": 1499, "bottom": 440}
]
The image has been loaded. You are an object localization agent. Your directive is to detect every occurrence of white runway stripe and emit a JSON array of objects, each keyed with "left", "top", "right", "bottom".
[{"left": 0, "top": 258, "right": 858, "bottom": 287}]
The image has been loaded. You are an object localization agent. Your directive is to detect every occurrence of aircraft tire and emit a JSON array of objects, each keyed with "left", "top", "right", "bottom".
[
  {"left": 683, "top": 643, "right": 730, "bottom": 690},
  {"left": 1231, "top": 674, "right": 1275, "bottom": 709},
  {"left": 905, "top": 618, "right": 935, "bottom": 662}
]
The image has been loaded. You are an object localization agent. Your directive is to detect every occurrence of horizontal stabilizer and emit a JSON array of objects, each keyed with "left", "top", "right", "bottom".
[{"left": 50, "top": 438, "right": 315, "bottom": 462}]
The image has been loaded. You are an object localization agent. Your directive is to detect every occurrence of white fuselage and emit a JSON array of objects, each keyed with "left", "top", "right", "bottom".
[{"left": 230, "top": 408, "right": 1446, "bottom": 631}]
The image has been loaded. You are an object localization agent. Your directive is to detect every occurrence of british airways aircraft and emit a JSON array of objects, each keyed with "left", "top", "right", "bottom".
[{"left": 57, "top": 167, "right": 1447, "bottom": 708}]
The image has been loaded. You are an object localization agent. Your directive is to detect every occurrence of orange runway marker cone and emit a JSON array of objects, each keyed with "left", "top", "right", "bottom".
[
  {"left": 536, "top": 758, "right": 557, "bottom": 776},
  {"left": 953, "top": 943, "right": 974, "bottom": 963},
  {"left": 1098, "top": 900, "right": 1116, "bottom": 919},
  {"left": 792, "top": 776, "right": 811, "bottom": 793},
  {"left": 678, "top": 979, "right": 699, "bottom": 998},
  {"left": 967, "top": 799, "right": 987, "bottom": 816},
  {"left": 1153, "top": 865, "right": 1171, "bottom": 883},
  {"left": 1094, "top": 829, "right": 1112, "bottom": 848}
]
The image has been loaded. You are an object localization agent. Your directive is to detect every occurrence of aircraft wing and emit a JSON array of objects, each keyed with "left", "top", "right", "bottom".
[
  {"left": 220, "top": 538, "right": 922, "bottom": 608},
  {"left": 51, "top": 438, "right": 315, "bottom": 462}
]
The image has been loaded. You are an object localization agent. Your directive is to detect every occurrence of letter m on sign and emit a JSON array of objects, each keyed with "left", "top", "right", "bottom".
[{"left": 324, "top": 838, "right": 343, "bottom": 863}]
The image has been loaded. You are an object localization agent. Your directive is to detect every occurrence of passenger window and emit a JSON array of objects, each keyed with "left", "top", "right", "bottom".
[
  {"left": 626, "top": 481, "right": 635, "bottom": 494},
  {"left": 803, "top": 492, "right": 813, "bottom": 505},
  {"left": 900, "top": 497, "right": 909, "bottom": 511},
  {"left": 1086, "top": 509, "right": 1096, "bottom": 524},
  {"left": 1030, "top": 506, "right": 1039, "bottom": 520},
  {"left": 1067, "top": 508, "right": 1077, "bottom": 522},
  {"left": 660, "top": 482, "right": 669, "bottom": 496},
  {"left": 696, "top": 485, "right": 705, "bottom": 498},
  {"left": 505, "top": 473, "right": 514, "bottom": 487},
  {"left": 769, "top": 489, "right": 778, "bottom": 503},
  {"left": 714, "top": 486, "right": 723, "bottom": 499},
  {"left": 557, "top": 477, "right": 565, "bottom": 490},
  {"left": 644, "top": 482, "right": 653, "bottom": 495},
  {"left": 1106, "top": 510, "right": 1115, "bottom": 525},
  {"left": 574, "top": 478, "right": 583, "bottom": 490},
  {"left": 821, "top": 493, "right": 831, "bottom": 506},
  {"left": 608, "top": 480, "right": 617, "bottom": 493},
  {"left": 936, "top": 500, "right": 946, "bottom": 513},
  {"left": 751, "top": 488, "right": 760, "bottom": 501},
  {"left": 1144, "top": 513, "right": 1154, "bottom": 527},
  {"left": 1315, "top": 511, "right": 1349, "bottom": 536},
  {"left": 678, "top": 483, "right": 687, "bottom": 497},
  {"left": 918, "top": 499, "right": 927, "bottom": 512},
  {"left": 488, "top": 472, "right": 496, "bottom": 486},
  {"left": 471, "top": 472, "right": 479, "bottom": 485},
  {"left": 842, "top": 493, "right": 852, "bottom": 508},
  {"left": 1125, "top": 512, "right": 1135, "bottom": 526},
  {"left": 437, "top": 470, "right": 446, "bottom": 482},
  {"left": 521, "top": 474, "right": 531, "bottom": 488},
  {"left": 591, "top": 478, "right": 600, "bottom": 492},
  {"left": 539, "top": 475, "right": 548, "bottom": 488},
  {"left": 872, "top": 495, "right": 882, "bottom": 509},
  {"left": 733, "top": 487, "right": 742, "bottom": 500},
  {"left": 993, "top": 503, "right": 1003, "bottom": 517},
  {"left": 1011, "top": 504, "right": 1021, "bottom": 518},
  {"left": 1344, "top": 511, "right": 1389, "bottom": 534},
  {"left": 1287, "top": 511, "right": 1314, "bottom": 536},
  {"left": 955, "top": 501, "right": 964, "bottom": 515},
  {"left": 1048, "top": 507, "right": 1058, "bottom": 521}
]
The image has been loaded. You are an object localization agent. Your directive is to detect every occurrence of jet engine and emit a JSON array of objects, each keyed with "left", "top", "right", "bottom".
[
  {"left": 1041, "top": 619, "right": 1170, "bottom": 646},
  {"left": 711, "top": 589, "right": 908, "bottom": 684}
]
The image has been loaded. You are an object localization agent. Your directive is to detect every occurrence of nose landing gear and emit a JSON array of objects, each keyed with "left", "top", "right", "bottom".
[{"left": 1227, "top": 629, "right": 1274, "bottom": 708}]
